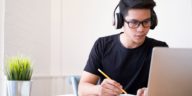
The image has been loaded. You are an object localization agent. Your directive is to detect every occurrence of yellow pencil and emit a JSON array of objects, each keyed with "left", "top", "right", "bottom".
[{"left": 98, "top": 68, "right": 128, "bottom": 94}]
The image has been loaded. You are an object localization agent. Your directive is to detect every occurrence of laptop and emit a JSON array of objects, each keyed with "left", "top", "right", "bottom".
[{"left": 147, "top": 47, "right": 192, "bottom": 96}]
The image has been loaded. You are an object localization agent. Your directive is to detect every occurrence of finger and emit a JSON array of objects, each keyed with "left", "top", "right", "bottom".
[
  {"left": 98, "top": 84, "right": 118, "bottom": 96},
  {"left": 143, "top": 88, "right": 148, "bottom": 96},
  {"left": 101, "top": 79, "right": 122, "bottom": 94},
  {"left": 100, "top": 86, "right": 120, "bottom": 96},
  {"left": 103, "top": 79, "right": 122, "bottom": 93},
  {"left": 102, "top": 79, "right": 122, "bottom": 89},
  {"left": 108, "top": 79, "right": 122, "bottom": 88},
  {"left": 136, "top": 88, "right": 144, "bottom": 96},
  {"left": 101, "top": 81, "right": 122, "bottom": 94}
]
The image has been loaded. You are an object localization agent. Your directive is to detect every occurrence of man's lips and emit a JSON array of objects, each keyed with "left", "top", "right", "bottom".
[{"left": 135, "top": 34, "right": 145, "bottom": 38}]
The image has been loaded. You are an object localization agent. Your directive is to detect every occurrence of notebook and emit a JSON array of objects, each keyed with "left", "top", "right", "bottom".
[{"left": 147, "top": 47, "right": 192, "bottom": 96}]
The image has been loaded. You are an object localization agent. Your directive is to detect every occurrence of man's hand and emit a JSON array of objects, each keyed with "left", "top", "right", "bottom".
[
  {"left": 98, "top": 79, "right": 123, "bottom": 96},
  {"left": 136, "top": 88, "right": 148, "bottom": 96}
]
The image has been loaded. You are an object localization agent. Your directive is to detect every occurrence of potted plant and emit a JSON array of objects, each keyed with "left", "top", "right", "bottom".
[{"left": 5, "top": 56, "right": 33, "bottom": 96}]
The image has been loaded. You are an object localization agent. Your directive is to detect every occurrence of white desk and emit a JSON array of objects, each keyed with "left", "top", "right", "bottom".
[
  {"left": 56, "top": 94, "right": 74, "bottom": 96},
  {"left": 57, "top": 94, "right": 136, "bottom": 96}
]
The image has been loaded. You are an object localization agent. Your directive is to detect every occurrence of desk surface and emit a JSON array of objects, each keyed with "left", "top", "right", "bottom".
[
  {"left": 120, "top": 94, "right": 136, "bottom": 96},
  {"left": 57, "top": 94, "right": 136, "bottom": 96},
  {"left": 56, "top": 94, "right": 73, "bottom": 96}
]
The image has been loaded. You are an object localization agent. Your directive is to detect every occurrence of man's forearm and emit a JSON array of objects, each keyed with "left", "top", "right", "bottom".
[{"left": 78, "top": 83, "right": 100, "bottom": 96}]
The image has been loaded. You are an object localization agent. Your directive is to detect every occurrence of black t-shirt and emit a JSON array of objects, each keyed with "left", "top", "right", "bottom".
[{"left": 84, "top": 32, "right": 168, "bottom": 94}]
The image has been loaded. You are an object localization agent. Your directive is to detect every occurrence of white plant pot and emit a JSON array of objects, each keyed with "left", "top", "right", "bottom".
[{"left": 7, "top": 81, "right": 32, "bottom": 96}]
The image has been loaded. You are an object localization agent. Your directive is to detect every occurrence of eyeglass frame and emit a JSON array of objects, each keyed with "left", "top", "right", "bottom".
[{"left": 124, "top": 18, "right": 152, "bottom": 29}]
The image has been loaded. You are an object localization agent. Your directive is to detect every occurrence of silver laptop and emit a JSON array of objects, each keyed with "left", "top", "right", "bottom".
[{"left": 148, "top": 47, "right": 192, "bottom": 96}]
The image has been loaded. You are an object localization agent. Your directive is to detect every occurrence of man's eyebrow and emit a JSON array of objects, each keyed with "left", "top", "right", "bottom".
[
  {"left": 143, "top": 18, "right": 151, "bottom": 21},
  {"left": 128, "top": 18, "right": 151, "bottom": 21}
]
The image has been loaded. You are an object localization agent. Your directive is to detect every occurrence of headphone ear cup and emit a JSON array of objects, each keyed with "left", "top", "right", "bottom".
[
  {"left": 115, "top": 13, "right": 124, "bottom": 29},
  {"left": 150, "top": 10, "right": 158, "bottom": 29}
]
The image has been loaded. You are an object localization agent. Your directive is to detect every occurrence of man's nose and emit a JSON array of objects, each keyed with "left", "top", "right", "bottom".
[{"left": 137, "top": 23, "right": 145, "bottom": 32}]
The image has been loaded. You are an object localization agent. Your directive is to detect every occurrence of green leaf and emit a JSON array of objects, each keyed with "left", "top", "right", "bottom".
[{"left": 5, "top": 56, "right": 33, "bottom": 80}]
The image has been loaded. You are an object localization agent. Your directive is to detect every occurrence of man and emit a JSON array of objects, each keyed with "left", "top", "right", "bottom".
[{"left": 78, "top": 0, "right": 168, "bottom": 96}]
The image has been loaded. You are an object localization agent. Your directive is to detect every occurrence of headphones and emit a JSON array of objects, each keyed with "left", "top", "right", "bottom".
[{"left": 113, "top": 3, "right": 158, "bottom": 30}]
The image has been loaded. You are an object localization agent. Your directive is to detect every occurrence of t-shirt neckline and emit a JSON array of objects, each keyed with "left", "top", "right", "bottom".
[{"left": 115, "top": 32, "right": 148, "bottom": 52}]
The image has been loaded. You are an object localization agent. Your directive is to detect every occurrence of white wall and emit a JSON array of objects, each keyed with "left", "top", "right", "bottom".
[
  {"left": 0, "top": 0, "right": 4, "bottom": 77},
  {"left": 0, "top": 0, "right": 6, "bottom": 95},
  {"left": 50, "top": 0, "right": 63, "bottom": 76},
  {"left": 148, "top": 0, "right": 192, "bottom": 48},
  {"left": 4, "top": 0, "right": 51, "bottom": 76},
  {"left": 61, "top": 0, "right": 119, "bottom": 75}
]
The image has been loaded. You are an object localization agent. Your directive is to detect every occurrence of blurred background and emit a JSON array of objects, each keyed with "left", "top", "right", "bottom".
[{"left": 0, "top": 0, "right": 192, "bottom": 96}]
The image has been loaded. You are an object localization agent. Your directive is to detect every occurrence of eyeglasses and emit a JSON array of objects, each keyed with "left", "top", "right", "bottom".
[{"left": 124, "top": 18, "right": 151, "bottom": 29}]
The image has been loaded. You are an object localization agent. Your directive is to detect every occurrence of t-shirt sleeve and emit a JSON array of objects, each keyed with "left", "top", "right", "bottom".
[
  {"left": 84, "top": 38, "right": 103, "bottom": 76},
  {"left": 151, "top": 39, "right": 169, "bottom": 48},
  {"left": 160, "top": 42, "right": 169, "bottom": 47}
]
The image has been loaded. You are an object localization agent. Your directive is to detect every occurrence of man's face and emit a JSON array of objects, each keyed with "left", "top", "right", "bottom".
[{"left": 123, "top": 9, "right": 151, "bottom": 44}]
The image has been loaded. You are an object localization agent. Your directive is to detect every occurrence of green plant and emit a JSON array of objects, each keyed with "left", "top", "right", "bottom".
[{"left": 5, "top": 56, "right": 33, "bottom": 80}]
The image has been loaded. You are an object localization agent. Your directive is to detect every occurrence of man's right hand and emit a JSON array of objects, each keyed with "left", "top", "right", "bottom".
[{"left": 97, "top": 79, "right": 123, "bottom": 96}]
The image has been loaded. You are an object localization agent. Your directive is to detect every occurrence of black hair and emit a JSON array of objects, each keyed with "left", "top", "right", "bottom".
[{"left": 119, "top": 0, "right": 156, "bottom": 17}]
